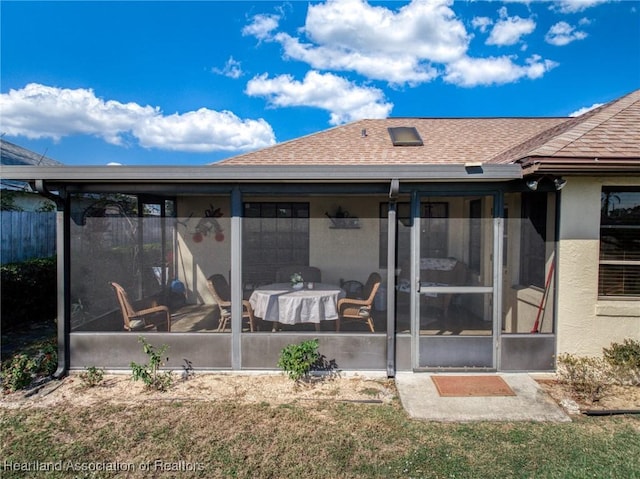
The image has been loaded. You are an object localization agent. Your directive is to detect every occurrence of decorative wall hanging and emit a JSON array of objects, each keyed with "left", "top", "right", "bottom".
[
  {"left": 180, "top": 205, "right": 225, "bottom": 242},
  {"left": 325, "top": 206, "right": 360, "bottom": 229}
]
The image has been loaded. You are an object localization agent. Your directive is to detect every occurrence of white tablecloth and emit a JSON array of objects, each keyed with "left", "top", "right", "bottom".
[{"left": 249, "top": 283, "right": 345, "bottom": 325}]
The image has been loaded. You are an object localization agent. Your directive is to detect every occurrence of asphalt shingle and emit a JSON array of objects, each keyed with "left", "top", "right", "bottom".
[{"left": 219, "top": 89, "right": 640, "bottom": 167}]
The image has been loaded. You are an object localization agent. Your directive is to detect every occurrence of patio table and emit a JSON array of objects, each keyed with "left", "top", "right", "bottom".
[{"left": 249, "top": 283, "right": 345, "bottom": 331}]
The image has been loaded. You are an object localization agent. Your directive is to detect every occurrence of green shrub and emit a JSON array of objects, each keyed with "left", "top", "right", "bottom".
[
  {"left": 603, "top": 338, "right": 640, "bottom": 385},
  {"left": 79, "top": 366, "right": 105, "bottom": 388},
  {"left": 130, "top": 337, "right": 173, "bottom": 391},
  {"left": 1, "top": 354, "right": 37, "bottom": 391},
  {"left": 556, "top": 353, "right": 613, "bottom": 403},
  {"left": 277, "top": 339, "right": 320, "bottom": 382},
  {"left": 1, "top": 339, "right": 58, "bottom": 392},
  {"left": 1, "top": 256, "right": 57, "bottom": 331},
  {"left": 35, "top": 340, "right": 58, "bottom": 376}
]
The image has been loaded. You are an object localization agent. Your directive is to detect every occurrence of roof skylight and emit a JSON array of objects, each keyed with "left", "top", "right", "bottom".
[{"left": 388, "top": 127, "right": 423, "bottom": 146}]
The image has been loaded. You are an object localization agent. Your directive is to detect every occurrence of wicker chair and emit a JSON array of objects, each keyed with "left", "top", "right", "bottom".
[
  {"left": 110, "top": 282, "right": 171, "bottom": 332},
  {"left": 207, "top": 274, "right": 256, "bottom": 332},
  {"left": 336, "top": 272, "right": 381, "bottom": 332}
]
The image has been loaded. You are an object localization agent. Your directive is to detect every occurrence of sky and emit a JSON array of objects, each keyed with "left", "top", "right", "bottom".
[{"left": 1, "top": 0, "right": 639, "bottom": 166}]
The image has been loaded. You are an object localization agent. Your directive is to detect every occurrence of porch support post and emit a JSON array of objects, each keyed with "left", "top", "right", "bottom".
[
  {"left": 35, "top": 180, "right": 69, "bottom": 378},
  {"left": 493, "top": 191, "right": 504, "bottom": 370},
  {"left": 230, "top": 186, "right": 243, "bottom": 369},
  {"left": 410, "top": 190, "right": 420, "bottom": 370},
  {"left": 386, "top": 179, "right": 399, "bottom": 377}
]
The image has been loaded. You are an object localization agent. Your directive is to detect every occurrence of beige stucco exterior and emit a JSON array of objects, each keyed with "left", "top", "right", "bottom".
[
  {"left": 557, "top": 176, "right": 640, "bottom": 356},
  {"left": 176, "top": 196, "right": 232, "bottom": 304}
]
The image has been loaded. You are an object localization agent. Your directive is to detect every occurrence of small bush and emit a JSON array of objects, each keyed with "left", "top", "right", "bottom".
[
  {"left": 1, "top": 339, "right": 58, "bottom": 392},
  {"left": 130, "top": 337, "right": 173, "bottom": 391},
  {"left": 1, "top": 354, "right": 37, "bottom": 392},
  {"left": 35, "top": 341, "right": 58, "bottom": 376},
  {"left": 556, "top": 353, "right": 613, "bottom": 403},
  {"left": 79, "top": 366, "right": 105, "bottom": 388},
  {"left": 603, "top": 338, "right": 640, "bottom": 385},
  {"left": 277, "top": 339, "right": 320, "bottom": 382}
]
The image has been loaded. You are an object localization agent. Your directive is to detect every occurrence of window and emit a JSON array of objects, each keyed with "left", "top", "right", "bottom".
[
  {"left": 243, "top": 202, "right": 310, "bottom": 285},
  {"left": 599, "top": 187, "right": 640, "bottom": 297},
  {"left": 520, "top": 192, "right": 547, "bottom": 288},
  {"left": 388, "top": 127, "right": 423, "bottom": 146}
]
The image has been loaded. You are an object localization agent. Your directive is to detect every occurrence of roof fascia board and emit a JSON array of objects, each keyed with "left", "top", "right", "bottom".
[
  {"left": 1, "top": 164, "right": 522, "bottom": 182},
  {"left": 518, "top": 156, "right": 640, "bottom": 175},
  {"left": 63, "top": 183, "right": 390, "bottom": 195}
]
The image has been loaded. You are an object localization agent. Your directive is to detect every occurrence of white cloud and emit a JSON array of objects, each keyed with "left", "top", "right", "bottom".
[
  {"left": 545, "top": 21, "right": 588, "bottom": 46},
  {"left": 246, "top": 0, "right": 468, "bottom": 86},
  {"left": 569, "top": 102, "right": 604, "bottom": 116},
  {"left": 274, "top": 32, "right": 438, "bottom": 85},
  {"left": 472, "top": 16, "right": 493, "bottom": 33},
  {"left": 551, "top": 0, "right": 611, "bottom": 14},
  {"left": 486, "top": 7, "right": 536, "bottom": 46},
  {"left": 244, "top": 0, "right": 556, "bottom": 90},
  {"left": 444, "top": 54, "right": 558, "bottom": 87},
  {"left": 212, "top": 56, "right": 243, "bottom": 79},
  {"left": 134, "top": 108, "right": 275, "bottom": 152},
  {"left": 242, "top": 13, "right": 281, "bottom": 41},
  {"left": 302, "top": 0, "right": 469, "bottom": 63},
  {"left": 246, "top": 70, "right": 393, "bottom": 125},
  {"left": 0, "top": 83, "right": 275, "bottom": 153}
]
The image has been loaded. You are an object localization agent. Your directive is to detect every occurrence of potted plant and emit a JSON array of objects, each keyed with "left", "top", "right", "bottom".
[{"left": 290, "top": 272, "right": 304, "bottom": 289}]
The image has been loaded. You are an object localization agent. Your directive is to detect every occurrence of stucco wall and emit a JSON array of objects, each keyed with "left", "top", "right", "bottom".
[
  {"left": 309, "top": 196, "right": 381, "bottom": 285},
  {"left": 557, "top": 176, "right": 640, "bottom": 356},
  {"left": 176, "top": 196, "right": 231, "bottom": 304}
]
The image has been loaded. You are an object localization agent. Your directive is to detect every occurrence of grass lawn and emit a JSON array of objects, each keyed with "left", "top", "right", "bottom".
[
  {"left": 2, "top": 398, "right": 639, "bottom": 478},
  {"left": 2, "top": 323, "right": 639, "bottom": 478}
]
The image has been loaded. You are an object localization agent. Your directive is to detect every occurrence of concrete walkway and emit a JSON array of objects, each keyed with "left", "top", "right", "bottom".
[{"left": 395, "top": 373, "right": 571, "bottom": 422}]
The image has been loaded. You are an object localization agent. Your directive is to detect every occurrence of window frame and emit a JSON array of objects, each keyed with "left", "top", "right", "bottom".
[{"left": 598, "top": 187, "right": 640, "bottom": 299}]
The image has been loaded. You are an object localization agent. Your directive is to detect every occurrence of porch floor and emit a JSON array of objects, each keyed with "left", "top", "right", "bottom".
[{"left": 170, "top": 303, "right": 492, "bottom": 334}]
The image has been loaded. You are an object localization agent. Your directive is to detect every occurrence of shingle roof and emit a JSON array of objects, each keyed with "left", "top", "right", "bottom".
[
  {"left": 0, "top": 139, "right": 63, "bottom": 166},
  {"left": 218, "top": 117, "right": 565, "bottom": 166},
  {"left": 218, "top": 89, "right": 640, "bottom": 168},
  {"left": 492, "top": 89, "right": 640, "bottom": 164},
  {"left": 1, "top": 139, "right": 63, "bottom": 190}
]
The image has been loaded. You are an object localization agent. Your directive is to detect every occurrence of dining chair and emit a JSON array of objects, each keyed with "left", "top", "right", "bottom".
[
  {"left": 206, "top": 274, "right": 256, "bottom": 332},
  {"left": 336, "top": 272, "right": 381, "bottom": 332},
  {"left": 341, "top": 279, "right": 364, "bottom": 299},
  {"left": 110, "top": 282, "right": 171, "bottom": 332}
]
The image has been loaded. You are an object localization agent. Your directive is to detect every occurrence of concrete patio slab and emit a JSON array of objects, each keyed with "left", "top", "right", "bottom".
[{"left": 395, "top": 372, "right": 571, "bottom": 422}]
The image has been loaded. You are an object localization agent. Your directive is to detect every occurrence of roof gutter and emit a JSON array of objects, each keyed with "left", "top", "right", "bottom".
[{"left": 1, "top": 164, "right": 522, "bottom": 184}]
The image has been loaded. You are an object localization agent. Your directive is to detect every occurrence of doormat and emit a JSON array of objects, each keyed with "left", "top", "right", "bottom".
[{"left": 431, "top": 375, "right": 516, "bottom": 397}]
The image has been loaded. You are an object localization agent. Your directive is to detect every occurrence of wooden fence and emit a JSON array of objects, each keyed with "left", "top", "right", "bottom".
[{"left": 1, "top": 211, "right": 56, "bottom": 264}]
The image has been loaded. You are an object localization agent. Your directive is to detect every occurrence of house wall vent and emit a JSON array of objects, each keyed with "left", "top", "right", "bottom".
[{"left": 388, "top": 127, "right": 423, "bottom": 146}]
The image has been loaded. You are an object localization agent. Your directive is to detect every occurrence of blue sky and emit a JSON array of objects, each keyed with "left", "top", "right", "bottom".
[{"left": 1, "top": 0, "right": 639, "bottom": 166}]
